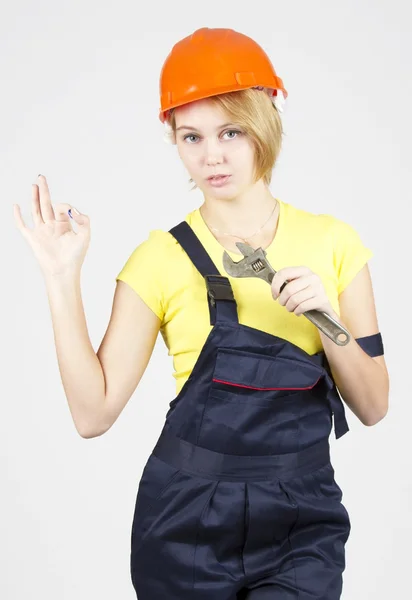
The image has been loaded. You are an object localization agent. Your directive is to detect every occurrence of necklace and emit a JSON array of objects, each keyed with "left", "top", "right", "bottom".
[{"left": 204, "top": 201, "right": 278, "bottom": 244}]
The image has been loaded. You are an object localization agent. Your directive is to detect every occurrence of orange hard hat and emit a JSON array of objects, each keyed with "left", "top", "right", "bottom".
[{"left": 159, "top": 27, "right": 288, "bottom": 123}]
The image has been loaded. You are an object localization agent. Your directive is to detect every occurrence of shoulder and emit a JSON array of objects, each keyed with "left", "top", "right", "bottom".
[
  {"left": 283, "top": 201, "right": 337, "bottom": 241},
  {"left": 317, "top": 212, "right": 370, "bottom": 253},
  {"left": 123, "top": 228, "right": 180, "bottom": 263},
  {"left": 116, "top": 229, "right": 181, "bottom": 320},
  {"left": 285, "top": 201, "right": 363, "bottom": 242},
  {"left": 117, "top": 221, "right": 199, "bottom": 290},
  {"left": 142, "top": 228, "right": 177, "bottom": 250}
]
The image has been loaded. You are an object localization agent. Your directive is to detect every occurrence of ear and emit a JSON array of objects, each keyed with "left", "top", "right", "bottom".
[{"left": 163, "top": 121, "right": 176, "bottom": 145}]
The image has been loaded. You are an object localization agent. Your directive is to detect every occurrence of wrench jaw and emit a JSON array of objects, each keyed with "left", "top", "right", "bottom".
[
  {"left": 222, "top": 247, "right": 274, "bottom": 285},
  {"left": 252, "top": 266, "right": 275, "bottom": 285},
  {"left": 235, "top": 242, "right": 255, "bottom": 257},
  {"left": 222, "top": 251, "right": 255, "bottom": 278}
]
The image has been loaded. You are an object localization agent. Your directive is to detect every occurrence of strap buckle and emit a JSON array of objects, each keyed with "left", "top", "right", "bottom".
[{"left": 205, "top": 275, "right": 235, "bottom": 307}]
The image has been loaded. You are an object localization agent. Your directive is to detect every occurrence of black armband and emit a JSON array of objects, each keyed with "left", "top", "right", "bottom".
[{"left": 355, "top": 332, "right": 384, "bottom": 357}]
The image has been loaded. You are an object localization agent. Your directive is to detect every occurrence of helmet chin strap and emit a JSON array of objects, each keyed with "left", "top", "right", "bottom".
[{"left": 162, "top": 88, "right": 286, "bottom": 145}]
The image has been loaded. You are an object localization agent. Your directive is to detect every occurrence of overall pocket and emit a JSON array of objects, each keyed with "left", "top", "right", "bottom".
[
  {"left": 197, "top": 348, "right": 326, "bottom": 455},
  {"left": 211, "top": 347, "right": 323, "bottom": 402}
]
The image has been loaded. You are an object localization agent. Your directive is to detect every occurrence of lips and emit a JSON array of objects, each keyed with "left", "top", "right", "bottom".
[
  {"left": 207, "top": 174, "right": 232, "bottom": 187},
  {"left": 208, "top": 174, "right": 230, "bottom": 180}
]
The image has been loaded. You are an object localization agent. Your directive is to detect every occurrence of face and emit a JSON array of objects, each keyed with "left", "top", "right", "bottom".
[{"left": 173, "top": 98, "right": 257, "bottom": 199}]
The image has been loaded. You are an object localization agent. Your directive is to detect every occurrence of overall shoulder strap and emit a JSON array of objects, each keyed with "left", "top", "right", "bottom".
[{"left": 168, "top": 221, "right": 238, "bottom": 325}]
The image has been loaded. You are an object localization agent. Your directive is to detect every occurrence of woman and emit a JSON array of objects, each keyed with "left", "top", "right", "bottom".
[{"left": 14, "top": 27, "right": 388, "bottom": 600}]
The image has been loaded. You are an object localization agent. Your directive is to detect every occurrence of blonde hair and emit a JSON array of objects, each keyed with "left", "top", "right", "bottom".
[{"left": 168, "top": 88, "right": 284, "bottom": 187}]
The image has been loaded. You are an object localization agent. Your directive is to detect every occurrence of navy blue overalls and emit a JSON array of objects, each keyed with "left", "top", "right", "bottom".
[{"left": 130, "top": 221, "right": 384, "bottom": 599}]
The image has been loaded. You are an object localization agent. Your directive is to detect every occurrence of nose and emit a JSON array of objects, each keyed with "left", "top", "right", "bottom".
[{"left": 205, "top": 138, "right": 224, "bottom": 166}]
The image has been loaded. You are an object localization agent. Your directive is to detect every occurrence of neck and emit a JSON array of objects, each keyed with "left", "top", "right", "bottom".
[{"left": 199, "top": 180, "right": 278, "bottom": 237}]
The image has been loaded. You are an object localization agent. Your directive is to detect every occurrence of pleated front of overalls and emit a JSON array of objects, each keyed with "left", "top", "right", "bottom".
[{"left": 130, "top": 222, "right": 384, "bottom": 599}]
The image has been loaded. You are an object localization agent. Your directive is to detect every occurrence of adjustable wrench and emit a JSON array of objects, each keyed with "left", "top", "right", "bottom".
[{"left": 222, "top": 243, "right": 351, "bottom": 346}]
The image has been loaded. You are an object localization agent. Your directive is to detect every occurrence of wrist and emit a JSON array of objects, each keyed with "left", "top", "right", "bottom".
[{"left": 44, "top": 267, "right": 81, "bottom": 289}]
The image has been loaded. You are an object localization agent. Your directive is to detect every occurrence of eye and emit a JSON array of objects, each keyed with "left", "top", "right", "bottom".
[
  {"left": 223, "top": 130, "right": 242, "bottom": 139},
  {"left": 182, "top": 129, "right": 242, "bottom": 144},
  {"left": 183, "top": 134, "right": 200, "bottom": 143}
]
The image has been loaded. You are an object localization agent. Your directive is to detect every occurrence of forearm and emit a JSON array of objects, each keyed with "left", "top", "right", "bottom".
[
  {"left": 319, "top": 312, "right": 389, "bottom": 426},
  {"left": 44, "top": 271, "right": 106, "bottom": 437}
]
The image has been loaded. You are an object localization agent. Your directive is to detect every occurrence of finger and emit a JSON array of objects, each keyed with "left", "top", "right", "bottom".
[
  {"left": 13, "top": 204, "right": 32, "bottom": 241},
  {"left": 275, "top": 266, "right": 310, "bottom": 282},
  {"left": 53, "top": 202, "right": 74, "bottom": 222},
  {"left": 285, "top": 288, "right": 315, "bottom": 313},
  {"left": 272, "top": 278, "right": 290, "bottom": 300},
  {"left": 37, "top": 174, "right": 55, "bottom": 222},
  {"left": 271, "top": 267, "right": 311, "bottom": 297},
  {"left": 278, "top": 275, "right": 312, "bottom": 298},
  {"left": 31, "top": 184, "right": 44, "bottom": 227},
  {"left": 69, "top": 207, "right": 89, "bottom": 231},
  {"left": 293, "top": 297, "right": 321, "bottom": 316},
  {"left": 58, "top": 204, "right": 90, "bottom": 237}
]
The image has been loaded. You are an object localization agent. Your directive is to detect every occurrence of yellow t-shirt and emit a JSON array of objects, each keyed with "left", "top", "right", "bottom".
[{"left": 116, "top": 198, "right": 373, "bottom": 395}]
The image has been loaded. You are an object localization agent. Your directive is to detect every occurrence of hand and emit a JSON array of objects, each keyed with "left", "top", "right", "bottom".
[
  {"left": 14, "top": 175, "right": 91, "bottom": 278},
  {"left": 271, "top": 266, "right": 335, "bottom": 318}
]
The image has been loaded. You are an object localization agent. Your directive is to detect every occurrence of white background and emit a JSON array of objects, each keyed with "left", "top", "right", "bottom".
[{"left": 3, "top": 1, "right": 409, "bottom": 598}]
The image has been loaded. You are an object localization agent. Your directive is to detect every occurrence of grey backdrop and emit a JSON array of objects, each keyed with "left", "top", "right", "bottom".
[{"left": 3, "top": 1, "right": 410, "bottom": 598}]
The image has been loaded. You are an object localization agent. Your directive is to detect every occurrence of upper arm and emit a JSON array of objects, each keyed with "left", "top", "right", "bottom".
[
  {"left": 338, "top": 263, "right": 388, "bottom": 375},
  {"left": 330, "top": 215, "right": 387, "bottom": 373},
  {"left": 96, "top": 279, "right": 161, "bottom": 433}
]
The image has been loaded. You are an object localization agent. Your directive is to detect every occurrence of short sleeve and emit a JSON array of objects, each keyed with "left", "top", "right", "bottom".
[
  {"left": 332, "top": 218, "right": 374, "bottom": 295},
  {"left": 115, "top": 230, "right": 166, "bottom": 321}
]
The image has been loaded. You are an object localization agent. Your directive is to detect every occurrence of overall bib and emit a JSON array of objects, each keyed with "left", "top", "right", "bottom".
[{"left": 130, "top": 221, "right": 384, "bottom": 599}]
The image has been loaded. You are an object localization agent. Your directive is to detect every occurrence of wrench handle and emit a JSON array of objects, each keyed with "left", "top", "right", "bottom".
[{"left": 302, "top": 309, "right": 351, "bottom": 346}]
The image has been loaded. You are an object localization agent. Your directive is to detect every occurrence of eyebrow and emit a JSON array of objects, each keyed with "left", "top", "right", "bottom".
[{"left": 175, "top": 122, "right": 237, "bottom": 132}]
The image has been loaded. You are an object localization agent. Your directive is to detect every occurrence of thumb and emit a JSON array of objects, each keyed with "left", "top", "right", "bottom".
[{"left": 68, "top": 207, "right": 88, "bottom": 226}]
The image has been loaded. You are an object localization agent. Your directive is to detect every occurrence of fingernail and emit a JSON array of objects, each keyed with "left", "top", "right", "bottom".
[{"left": 68, "top": 208, "right": 81, "bottom": 219}]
